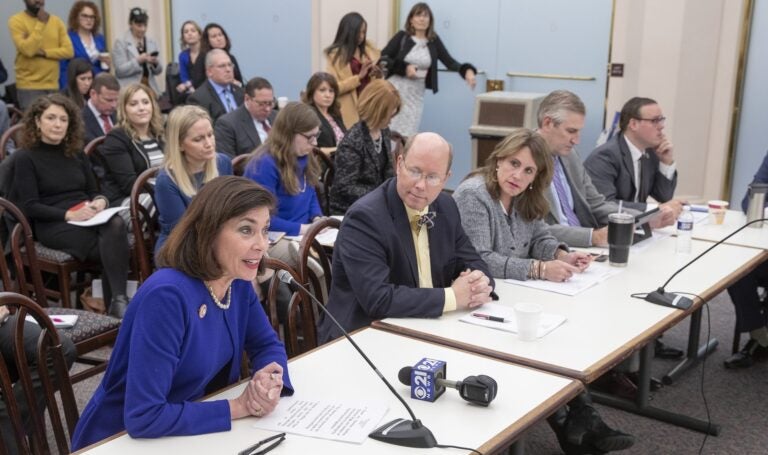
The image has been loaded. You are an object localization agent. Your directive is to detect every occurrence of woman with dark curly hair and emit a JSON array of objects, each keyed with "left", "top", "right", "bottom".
[
  {"left": 190, "top": 23, "right": 244, "bottom": 89},
  {"left": 13, "top": 94, "right": 131, "bottom": 318},
  {"left": 60, "top": 0, "right": 109, "bottom": 89}
]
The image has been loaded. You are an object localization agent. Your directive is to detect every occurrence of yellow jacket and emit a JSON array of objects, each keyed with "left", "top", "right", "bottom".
[
  {"left": 325, "top": 41, "right": 381, "bottom": 129},
  {"left": 8, "top": 11, "right": 73, "bottom": 90}
]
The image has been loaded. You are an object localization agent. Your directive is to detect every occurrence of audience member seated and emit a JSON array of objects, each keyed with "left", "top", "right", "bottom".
[
  {"left": 13, "top": 94, "right": 131, "bottom": 318},
  {"left": 98, "top": 83, "right": 165, "bottom": 208},
  {"left": 190, "top": 23, "right": 244, "bottom": 89},
  {"left": 214, "top": 77, "right": 276, "bottom": 157},
  {"left": 302, "top": 72, "right": 347, "bottom": 148},
  {"left": 82, "top": 73, "right": 120, "bottom": 143},
  {"left": 329, "top": 79, "right": 400, "bottom": 214},
  {"left": 584, "top": 96, "right": 682, "bottom": 218},
  {"left": 188, "top": 49, "right": 244, "bottom": 123},
  {"left": 61, "top": 57, "right": 92, "bottom": 109},
  {"left": 243, "top": 102, "right": 323, "bottom": 270},
  {"left": 325, "top": 12, "right": 382, "bottom": 128},
  {"left": 176, "top": 20, "right": 202, "bottom": 97},
  {"left": 60, "top": 1, "right": 109, "bottom": 89},
  {"left": 454, "top": 128, "right": 592, "bottom": 282},
  {"left": 0, "top": 305, "right": 77, "bottom": 455},
  {"left": 155, "top": 105, "right": 232, "bottom": 252},
  {"left": 318, "top": 132, "right": 494, "bottom": 342},
  {"left": 112, "top": 8, "right": 162, "bottom": 96},
  {"left": 71, "top": 176, "right": 293, "bottom": 450}
]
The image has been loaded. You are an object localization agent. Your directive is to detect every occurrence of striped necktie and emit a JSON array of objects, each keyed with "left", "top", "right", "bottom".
[
  {"left": 552, "top": 157, "right": 581, "bottom": 227},
  {"left": 223, "top": 88, "right": 235, "bottom": 112}
]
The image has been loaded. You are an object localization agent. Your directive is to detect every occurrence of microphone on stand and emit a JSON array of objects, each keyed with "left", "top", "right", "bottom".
[
  {"left": 640, "top": 217, "right": 768, "bottom": 309},
  {"left": 276, "top": 270, "right": 437, "bottom": 448}
]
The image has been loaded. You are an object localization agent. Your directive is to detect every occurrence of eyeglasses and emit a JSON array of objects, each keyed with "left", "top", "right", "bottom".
[
  {"left": 79, "top": 13, "right": 96, "bottom": 20},
  {"left": 299, "top": 132, "right": 320, "bottom": 142},
  {"left": 399, "top": 161, "right": 445, "bottom": 187},
  {"left": 238, "top": 432, "right": 285, "bottom": 455},
  {"left": 251, "top": 100, "right": 275, "bottom": 108},
  {"left": 213, "top": 62, "right": 234, "bottom": 70},
  {"left": 635, "top": 116, "right": 666, "bottom": 126}
]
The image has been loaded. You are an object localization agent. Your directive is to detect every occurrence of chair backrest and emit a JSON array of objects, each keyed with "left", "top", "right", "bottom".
[
  {"left": 231, "top": 153, "right": 252, "bottom": 177},
  {"left": 311, "top": 147, "right": 335, "bottom": 215},
  {"left": 130, "top": 166, "right": 160, "bottom": 282},
  {"left": 297, "top": 217, "right": 341, "bottom": 306},
  {"left": 0, "top": 123, "right": 23, "bottom": 162},
  {"left": 84, "top": 135, "right": 107, "bottom": 189},
  {"left": 83, "top": 135, "right": 106, "bottom": 158},
  {"left": 262, "top": 258, "right": 318, "bottom": 357},
  {"left": 8, "top": 105, "right": 24, "bottom": 126},
  {"left": 0, "top": 198, "right": 47, "bottom": 307},
  {"left": 390, "top": 130, "right": 407, "bottom": 171},
  {"left": 0, "top": 292, "right": 79, "bottom": 454}
]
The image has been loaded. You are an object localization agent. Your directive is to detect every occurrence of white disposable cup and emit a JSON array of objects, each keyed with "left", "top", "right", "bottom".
[
  {"left": 277, "top": 96, "right": 289, "bottom": 109},
  {"left": 514, "top": 302, "right": 542, "bottom": 341}
]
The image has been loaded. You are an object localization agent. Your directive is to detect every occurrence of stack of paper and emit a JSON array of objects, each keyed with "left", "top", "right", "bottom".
[{"left": 504, "top": 261, "right": 624, "bottom": 296}]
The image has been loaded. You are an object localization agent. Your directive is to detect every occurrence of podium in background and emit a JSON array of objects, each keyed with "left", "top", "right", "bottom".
[{"left": 469, "top": 92, "right": 546, "bottom": 169}]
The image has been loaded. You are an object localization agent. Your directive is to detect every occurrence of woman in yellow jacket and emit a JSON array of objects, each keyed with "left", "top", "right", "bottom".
[{"left": 324, "top": 12, "right": 381, "bottom": 129}]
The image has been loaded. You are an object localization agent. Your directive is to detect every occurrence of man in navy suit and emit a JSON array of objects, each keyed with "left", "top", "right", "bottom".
[
  {"left": 214, "top": 77, "right": 277, "bottom": 157},
  {"left": 187, "top": 49, "right": 244, "bottom": 123},
  {"left": 318, "top": 132, "right": 494, "bottom": 343},
  {"left": 82, "top": 73, "right": 119, "bottom": 143}
]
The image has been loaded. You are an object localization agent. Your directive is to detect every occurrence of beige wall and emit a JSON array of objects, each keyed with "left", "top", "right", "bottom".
[{"left": 605, "top": 0, "right": 746, "bottom": 202}]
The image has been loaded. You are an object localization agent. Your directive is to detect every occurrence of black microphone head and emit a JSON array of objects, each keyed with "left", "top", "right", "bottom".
[
  {"left": 276, "top": 269, "right": 293, "bottom": 285},
  {"left": 398, "top": 366, "right": 413, "bottom": 386}
]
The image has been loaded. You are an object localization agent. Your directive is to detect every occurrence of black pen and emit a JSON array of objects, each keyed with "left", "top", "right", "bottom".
[
  {"left": 471, "top": 313, "right": 509, "bottom": 323},
  {"left": 238, "top": 432, "right": 286, "bottom": 455}
]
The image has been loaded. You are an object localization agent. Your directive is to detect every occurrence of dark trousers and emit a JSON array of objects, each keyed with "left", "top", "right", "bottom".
[
  {"left": 727, "top": 260, "right": 768, "bottom": 333},
  {"left": 0, "top": 316, "right": 77, "bottom": 454}
]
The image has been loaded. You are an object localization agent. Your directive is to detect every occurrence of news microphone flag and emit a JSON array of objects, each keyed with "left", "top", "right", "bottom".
[{"left": 409, "top": 358, "right": 447, "bottom": 402}]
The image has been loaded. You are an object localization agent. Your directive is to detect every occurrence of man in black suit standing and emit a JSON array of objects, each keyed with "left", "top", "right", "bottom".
[
  {"left": 187, "top": 49, "right": 244, "bottom": 123},
  {"left": 318, "top": 132, "right": 494, "bottom": 343},
  {"left": 214, "top": 77, "right": 277, "bottom": 157},
  {"left": 584, "top": 96, "right": 682, "bottom": 214},
  {"left": 82, "top": 73, "right": 120, "bottom": 143}
]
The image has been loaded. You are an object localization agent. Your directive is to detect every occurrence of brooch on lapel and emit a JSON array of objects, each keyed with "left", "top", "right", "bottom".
[{"left": 198, "top": 303, "right": 207, "bottom": 319}]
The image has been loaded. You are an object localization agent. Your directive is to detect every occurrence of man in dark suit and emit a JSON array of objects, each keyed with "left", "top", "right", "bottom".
[
  {"left": 584, "top": 97, "right": 682, "bottom": 214},
  {"left": 214, "top": 77, "right": 277, "bottom": 157},
  {"left": 187, "top": 49, "right": 244, "bottom": 123},
  {"left": 318, "top": 132, "right": 494, "bottom": 342},
  {"left": 82, "top": 73, "right": 120, "bottom": 143}
]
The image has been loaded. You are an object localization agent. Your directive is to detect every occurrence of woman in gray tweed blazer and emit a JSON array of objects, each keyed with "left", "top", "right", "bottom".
[{"left": 454, "top": 128, "right": 592, "bottom": 282}]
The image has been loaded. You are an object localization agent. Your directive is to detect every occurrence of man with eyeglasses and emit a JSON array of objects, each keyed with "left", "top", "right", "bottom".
[
  {"left": 318, "top": 132, "right": 495, "bottom": 343},
  {"left": 214, "top": 77, "right": 277, "bottom": 157},
  {"left": 585, "top": 97, "right": 683, "bottom": 218},
  {"left": 188, "top": 49, "right": 244, "bottom": 122}
]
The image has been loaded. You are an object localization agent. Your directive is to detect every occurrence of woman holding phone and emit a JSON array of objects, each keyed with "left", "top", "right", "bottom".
[{"left": 113, "top": 7, "right": 163, "bottom": 95}]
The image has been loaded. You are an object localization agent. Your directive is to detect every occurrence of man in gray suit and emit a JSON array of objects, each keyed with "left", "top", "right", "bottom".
[
  {"left": 537, "top": 90, "right": 673, "bottom": 248},
  {"left": 214, "top": 77, "right": 277, "bottom": 157},
  {"left": 584, "top": 97, "right": 682, "bottom": 216}
]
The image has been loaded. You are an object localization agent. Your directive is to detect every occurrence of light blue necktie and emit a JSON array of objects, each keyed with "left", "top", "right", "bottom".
[{"left": 552, "top": 158, "right": 581, "bottom": 227}]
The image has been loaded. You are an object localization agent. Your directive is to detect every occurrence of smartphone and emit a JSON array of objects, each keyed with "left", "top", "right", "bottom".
[{"left": 150, "top": 51, "right": 159, "bottom": 57}]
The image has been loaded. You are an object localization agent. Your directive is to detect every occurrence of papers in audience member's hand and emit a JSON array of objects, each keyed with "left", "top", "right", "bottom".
[
  {"left": 504, "top": 261, "right": 624, "bottom": 296},
  {"left": 459, "top": 302, "right": 566, "bottom": 338},
  {"left": 251, "top": 397, "right": 388, "bottom": 444},
  {"left": 67, "top": 207, "right": 128, "bottom": 226},
  {"left": 26, "top": 314, "right": 78, "bottom": 328}
]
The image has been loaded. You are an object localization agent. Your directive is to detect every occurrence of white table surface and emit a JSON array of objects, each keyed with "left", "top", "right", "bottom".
[
  {"left": 375, "top": 236, "right": 766, "bottom": 382},
  {"left": 76, "top": 328, "right": 581, "bottom": 454},
  {"left": 657, "top": 209, "right": 768, "bottom": 250}
]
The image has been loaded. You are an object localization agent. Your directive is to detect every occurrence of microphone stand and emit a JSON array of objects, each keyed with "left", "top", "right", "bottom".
[
  {"left": 641, "top": 217, "right": 768, "bottom": 309},
  {"left": 277, "top": 271, "right": 437, "bottom": 448}
]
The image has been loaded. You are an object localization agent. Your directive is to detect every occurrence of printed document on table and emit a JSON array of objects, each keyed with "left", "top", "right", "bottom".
[
  {"left": 285, "top": 229, "right": 338, "bottom": 246},
  {"left": 252, "top": 397, "right": 388, "bottom": 444},
  {"left": 504, "top": 261, "right": 623, "bottom": 296},
  {"left": 459, "top": 302, "right": 566, "bottom": 338},
  {"left": 67, "top": 207, "right": 128, "bottom": 227}
]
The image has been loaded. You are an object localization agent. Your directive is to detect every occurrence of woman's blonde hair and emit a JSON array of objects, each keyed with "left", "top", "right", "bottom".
[
  {"left": 116, "top": 83, "right": 164, "bottom": 141},
  {"left": 163, "top": 105, "right": 219, "bottom": 198},
  {"left": 255, "top": 102, "right": 321, "bottom": 195},
  {"left": 358, "top": 79, "right": 401, "bottom": 130}
]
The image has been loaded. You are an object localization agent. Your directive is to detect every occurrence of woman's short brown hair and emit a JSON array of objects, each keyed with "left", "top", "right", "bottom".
[
  {"left": 19, "top": 93, "right": 84, "bottom": 158},
  {"left": 302, "top": 72, "right": 342, "bottom": 119},
  {"left": 156, "top": 176, "right": 276, "bottom": 281},
  {"left": 68, "top": 1, "right": 101, "bottom": 33},
  {"left": 358, "top": 79, "right": 401, "bottom": 130}
]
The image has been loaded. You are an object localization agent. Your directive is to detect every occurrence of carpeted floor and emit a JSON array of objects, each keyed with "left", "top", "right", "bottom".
[{"left": 66, "top": 290, "right": 768, "bottom": 454}]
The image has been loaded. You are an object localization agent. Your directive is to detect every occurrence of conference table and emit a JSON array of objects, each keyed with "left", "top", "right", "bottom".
[
  {"left": 75, "top": 328, "right": 582, "bottom": 454},
  {"left": 658, "top": 209, "right": 768, "bottom": 250},
  {"left": 374, "top": 235, "right": 767, "bottom": 433}
]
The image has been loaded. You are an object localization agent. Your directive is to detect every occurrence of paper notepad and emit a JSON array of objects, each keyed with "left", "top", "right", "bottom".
[
  {"left": 26, "top": 314, "right": 78, "bottom": 329},
  {"left": 504, "top": 261, "right": 623, "bottom": 296},
  {"left": 459, "top": 302, "right": 566, "bottom": 339},
  {"left": 67, "top": 207, "right": 128, "bottom": 227}
]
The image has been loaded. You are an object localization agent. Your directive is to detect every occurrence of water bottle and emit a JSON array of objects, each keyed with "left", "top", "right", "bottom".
[{"left": 676, "top": 206, "right": 693, "bottom": 254}]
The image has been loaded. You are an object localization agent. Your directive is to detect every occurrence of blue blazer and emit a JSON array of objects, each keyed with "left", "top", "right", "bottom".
[
  {"left": 71, "top": 269, "right": 294, "bottom": 450},
  {"left": 318, "top": 178, "right": 495, "bottom": 343},
  {"left": 60, "top": 31, "right": 107, "bottom": 88}
]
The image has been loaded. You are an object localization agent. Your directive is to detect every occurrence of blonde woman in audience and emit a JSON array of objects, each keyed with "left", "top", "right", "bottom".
[
  {"left": 329, "top": 79, "right": 401, "bottom": 215},
  {"left": 324, "top": 12, "right": 382, "bottom": 129},
  {"left": 98, "top": 83, "right": 164, "bottom": 208},
  {"left": 155, "top": 105, "right": 232, "bottom": 252}
]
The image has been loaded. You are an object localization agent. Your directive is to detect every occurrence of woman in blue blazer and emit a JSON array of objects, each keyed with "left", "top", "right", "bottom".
[
  {"left": 71, "top": 176, "right": 294, "bottom": 450},
  {"left": 60, "top": 1, "right": 109, "bottom": 89}
]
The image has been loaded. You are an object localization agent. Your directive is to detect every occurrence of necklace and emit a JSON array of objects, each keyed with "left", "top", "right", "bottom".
[
  {"left": 205, "top": 282, "right": 232, "bottom": 310},
  {"left": 299, "top": 176, "right": 307, "bottom": 193},
  {"left": 373, "top": 134, "right": 383, "bottom": 154}
]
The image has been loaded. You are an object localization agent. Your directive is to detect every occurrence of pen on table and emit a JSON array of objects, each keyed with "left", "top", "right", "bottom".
[
  {"left": 689, "top": 205, "right": 709, "bottom": 213},
  {"left": 471, "top": 313, "right": 509, "bottom": 323}
]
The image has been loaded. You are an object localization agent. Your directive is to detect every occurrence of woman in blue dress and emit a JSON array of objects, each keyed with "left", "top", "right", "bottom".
[{"left": 60, "top": 1, "right": 109, "bottom": 89}]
